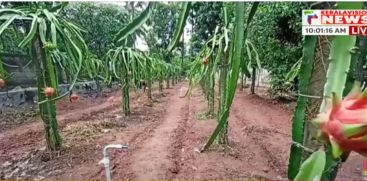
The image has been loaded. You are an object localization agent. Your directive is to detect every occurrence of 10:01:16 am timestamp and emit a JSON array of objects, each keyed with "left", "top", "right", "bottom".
[
  {"left": 304, "top": 27, "right": 334, "bottom": 34},
  {"left": 302, "top": 26, "right": 348, "bottom": 35}
]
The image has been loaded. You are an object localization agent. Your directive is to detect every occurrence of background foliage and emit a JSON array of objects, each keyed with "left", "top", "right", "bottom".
[
  {"left": 62, "top": 2, "right": 129, "bottom": 58},
  {"left": 250, "top": 2, "right": 306, "bottom": 96},
  {"left": 146, "top": 2, "right": 178, "bottom": 54},
  {"left": 188, "top": 2, "right": 223, "bottom": 56}
]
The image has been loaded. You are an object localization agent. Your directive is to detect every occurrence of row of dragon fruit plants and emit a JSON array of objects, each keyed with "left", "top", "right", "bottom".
[{"left": 0, "top": 2, "right": 366, "bottom": 180}]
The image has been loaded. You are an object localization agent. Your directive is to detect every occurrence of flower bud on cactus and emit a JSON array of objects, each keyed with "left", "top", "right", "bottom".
[
  {"left": 312, "top": 82, "right": 367, "bottom": 158},
  {"left": 0, "top": 78, "right": 5, "bottom": 89},
  {"left": 202, "top": 57, "right": 209, "bottom": 65},
  {"left": 44, "top": 87, "right": 55, "bottom": 97}
]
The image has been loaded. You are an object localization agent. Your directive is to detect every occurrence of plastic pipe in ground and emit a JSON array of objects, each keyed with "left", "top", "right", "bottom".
[{"left": 99, "top": 144, "right": 128, "bottom": 181}]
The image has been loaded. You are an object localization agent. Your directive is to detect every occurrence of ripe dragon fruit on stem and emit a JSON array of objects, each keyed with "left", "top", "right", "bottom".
[{"left": 312, "top": 82, "right": 367, "bottom": 158}]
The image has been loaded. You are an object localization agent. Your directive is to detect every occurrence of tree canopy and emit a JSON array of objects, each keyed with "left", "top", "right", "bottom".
[
  {"left": 62, "top": 2, "right": 129, "bottom": 58},
  {"left": 249, "top": 2, "right": 306, "bottom": 96}
]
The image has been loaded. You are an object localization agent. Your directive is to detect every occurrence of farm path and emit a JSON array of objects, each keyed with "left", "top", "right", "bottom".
[
  {"left": 1, "top": 82, "right": 362, "bottom": 180},
  {"left": 127, "top": 84, "right": 189, "bottom": 179}
]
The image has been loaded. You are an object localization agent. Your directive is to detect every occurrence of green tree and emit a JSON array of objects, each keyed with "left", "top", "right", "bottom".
[
  {"left": 250, "top": 2, "right": 306, "bottom": 96},
  {"left": 188, "top": 2, "right": 223, "bottom": 55},
  {"left": 62, "top": 2, "right": 129, "bottom": 58},
  {"left": 146, "top": 2, "right": 179, "bottom": 89},
  {"left": 146, "top": 2, "right": 177, "bottom": 53}
]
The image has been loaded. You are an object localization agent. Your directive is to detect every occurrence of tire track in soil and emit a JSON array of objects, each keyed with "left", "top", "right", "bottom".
[{"left": 126, "top": 84, "right": 189, "bottom": 180}]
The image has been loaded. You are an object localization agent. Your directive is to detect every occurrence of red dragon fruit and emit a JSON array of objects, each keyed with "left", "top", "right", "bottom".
[{"left": 312, "top": 83, "right": 367, "bottom": 158}]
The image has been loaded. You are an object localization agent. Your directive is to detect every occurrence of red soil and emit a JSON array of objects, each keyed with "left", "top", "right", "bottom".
[{"left": 0, "top": 82, "right": 362, "bottom": 180}]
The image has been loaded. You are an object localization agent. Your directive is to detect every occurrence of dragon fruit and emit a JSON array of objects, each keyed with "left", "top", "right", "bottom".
[{"left": 312, "top": 82, "right": 367, "bottom": 158}]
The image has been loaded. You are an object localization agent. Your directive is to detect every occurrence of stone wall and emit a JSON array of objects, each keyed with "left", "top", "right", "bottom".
[
  {"left": 1, "top": 53, "right": 37, "bottom": 87},
  {"left": 0, "top": 81, "right": 118, "bottom": 109},
  {"left": 1, "top": 53, "right": 65, "bottom": 88}
]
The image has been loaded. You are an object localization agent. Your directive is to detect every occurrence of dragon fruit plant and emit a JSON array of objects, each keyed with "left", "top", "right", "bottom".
[
  {"left": 287, "top": 2, "right": 364, "bottom": 180},
  {"left": 312, "top": 82, "right": 367, "bottom": 158}
]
